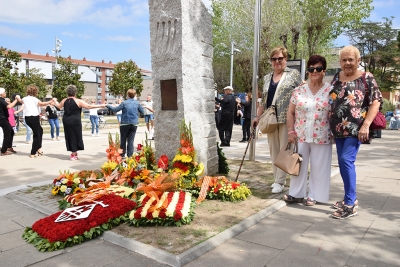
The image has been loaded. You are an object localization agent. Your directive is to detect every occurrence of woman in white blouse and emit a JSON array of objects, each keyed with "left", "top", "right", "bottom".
[
  {"left": 16, "top": 85, "right": 53, "bottom": 158},
  {"left": 283, "top": 55, "right": 332, "bottom": 206}
]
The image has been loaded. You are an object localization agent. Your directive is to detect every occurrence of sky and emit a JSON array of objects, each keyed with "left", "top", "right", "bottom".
[{"left": 0, "top": 0, "right": 398, "bottom": 71}]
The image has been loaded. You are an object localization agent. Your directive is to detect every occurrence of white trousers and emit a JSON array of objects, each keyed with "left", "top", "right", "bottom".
[
  {"left": 267, "top": 123, "right": 288, "bottom": 184},
  {"left": 288, "top": 142, "right": 332, "bottom": 203}
]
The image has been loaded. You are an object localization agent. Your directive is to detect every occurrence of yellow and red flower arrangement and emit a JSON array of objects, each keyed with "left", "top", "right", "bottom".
[{"left": 23, "top": 120, "right": 251, "bottom": 252}]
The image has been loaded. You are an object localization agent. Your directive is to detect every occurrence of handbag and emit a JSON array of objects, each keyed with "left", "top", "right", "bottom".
[
  {"left": 258, "top": 105, "right": 277, "bottom": 133},
  {"left": 362, "top": 72, "right": 386, "bottom": 130},
  {"left": 274, "top": 142, "right": 303, "bottom": 176}
]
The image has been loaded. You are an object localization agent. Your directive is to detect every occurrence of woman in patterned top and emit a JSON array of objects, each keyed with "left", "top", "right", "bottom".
[
  {"left": 283, "top": 55, "right": 332, "bottom": 206},
  {"left": 329, "top": 45, "right": 382, "bottom": 219},
  {"left": 253, "top": 47, "right": 302, "bottom": 194}
]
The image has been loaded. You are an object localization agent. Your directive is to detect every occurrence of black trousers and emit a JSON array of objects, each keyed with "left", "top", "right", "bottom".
[
  {"left": 218, "top": 112, "right": 234, "bottom": 145},
  {"left": 119, "top": 124, "right": 138, "bottom": 157},
  {"left": 25, "top": 116, "right": 43, "bottom": 155},
  {"left": 0, "top": 119, "right": 13, "bottom": 154},
  {"left": 242, "top": 118, "right": 251, "bottom": 140}
]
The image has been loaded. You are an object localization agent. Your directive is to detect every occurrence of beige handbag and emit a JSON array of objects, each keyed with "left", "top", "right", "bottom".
[
  {"left": 274, "top": 142, "right": 303, "bottom": 176},
  {"left": 258, "top": 105, "right": 277, "bottom": 134}
]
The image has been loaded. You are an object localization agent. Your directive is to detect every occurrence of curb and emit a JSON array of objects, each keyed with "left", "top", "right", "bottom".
[{"left": 104, "top": 199, "right": 286, "bottom": 267}]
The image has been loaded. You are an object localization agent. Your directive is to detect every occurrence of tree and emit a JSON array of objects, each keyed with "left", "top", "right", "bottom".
[
  {"left": 108, "top": 60, "right": 143, "bottom": 98},
  {"left": 0, "top": 47, "right": 22, "bottom": 96},
  {"left": 52, "top": 57, "right": 85, "bottom": 100},
  {"left": 20, "top": 68, "right": 49, "bottom": 99},
  {"left": 211, "top": 0, "right": 373, "bottom": 92},
  {"left": 346, "top": 17, "right": 400, "bottom": 91}
]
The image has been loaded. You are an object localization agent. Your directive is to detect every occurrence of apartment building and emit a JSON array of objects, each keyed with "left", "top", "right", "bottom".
[{"left": 16, "top": 50, "right": 153, "bottom": 104}]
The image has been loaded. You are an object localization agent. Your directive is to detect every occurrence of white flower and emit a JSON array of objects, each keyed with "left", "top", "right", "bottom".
[
  {"left": 166, "top": 192, "right": 180, "bottom": 217},
  {"left": 141, "top": 197, "right": 155, "bottom": 218},
  {"left": 181, "top": 192, "right": 192, "bottom": 218},
  {"left": 73, "top": 178, "right": 80, "bottom": 184}
]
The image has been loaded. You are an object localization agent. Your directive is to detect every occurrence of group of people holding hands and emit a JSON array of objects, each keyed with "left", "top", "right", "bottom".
[
  {"left": 0, "top": 85, "right": 146, "bottom": 161},
  {"left": 251, "top": 45, "right": 382, "bottom": 219}
]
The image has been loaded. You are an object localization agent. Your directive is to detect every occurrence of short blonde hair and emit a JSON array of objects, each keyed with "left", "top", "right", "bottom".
[
  {"left": 340, "top": 45, "right": 361, "bottom": 60},
  {"left": 127, "top": 89, "right": 136, "bottom": 99},
  {"left": 270, "top": 47, "right": 288, "bottom": 59}
]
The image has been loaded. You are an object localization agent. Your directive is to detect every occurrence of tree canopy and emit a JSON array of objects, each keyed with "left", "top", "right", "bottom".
[
  {"left": 52, "top": 56, "right": 85, "bottom": 100},
  {"left": 108, "top": 60, "right": 143, "bottom": 98},
  {"left": 0, "top": 47, "right": 22, "bottom": 96},
  {"left": 346, "top": 17, "right": 400, "bottom": 91},
  {"left": 211, "top": 0, "right": 373, "bottom": 93}
]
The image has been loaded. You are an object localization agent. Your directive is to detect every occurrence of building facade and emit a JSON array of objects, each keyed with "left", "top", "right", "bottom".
[{"left": 16, "top": 50, "right": 153, "bottom": 103}]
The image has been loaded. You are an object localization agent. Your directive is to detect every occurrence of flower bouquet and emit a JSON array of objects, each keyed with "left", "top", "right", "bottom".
[
  {"left": 22, "top": 194, "right": 137, "bottom": 252},
  {"left": 191, "top": 176, "right": 252, "bottom": 202},
  {"left": 172, "top": 120, "right": 204, "bottom": 189},
  {"left": 51, "top": 171, "right": 87, "bottom": 196},
  {"left": 129, "top": 191, "right": 195, "bottom": 227}
]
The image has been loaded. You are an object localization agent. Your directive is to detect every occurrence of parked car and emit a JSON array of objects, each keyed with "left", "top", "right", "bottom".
[{"left": 97, "top": 108, "right": 109, "bottom": 115}]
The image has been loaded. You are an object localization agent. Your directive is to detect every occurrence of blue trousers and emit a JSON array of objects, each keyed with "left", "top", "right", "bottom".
[
  {"left": 335, "top": 137, "right": 361, "bottom": 206},
  {"left": 119, "top": 124, "right": 137, "bottom": 157},
  {"left": 90, "top": 115, "right": 99, "bottom": 134},
  {"left": 48, "top": 118, "right": 60, "bottom": 138}
]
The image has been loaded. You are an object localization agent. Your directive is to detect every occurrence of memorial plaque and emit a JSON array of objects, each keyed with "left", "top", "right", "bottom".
[{"left": 160, "top": 79, "right": 178, "bottom": 110}]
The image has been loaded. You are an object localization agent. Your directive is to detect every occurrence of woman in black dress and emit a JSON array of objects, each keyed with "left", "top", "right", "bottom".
[{"left": 54, "top": 85, "right": 104, "bottom": 160}]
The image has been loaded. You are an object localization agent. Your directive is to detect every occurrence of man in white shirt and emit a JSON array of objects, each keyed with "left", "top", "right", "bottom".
[{"left": 141, "top": 94, "right": 154, "bottom": 139}]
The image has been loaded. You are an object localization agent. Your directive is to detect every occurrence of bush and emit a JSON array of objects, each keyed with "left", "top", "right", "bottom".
[{"left": 382, "top": 98, "right": 395, "bottom": 115}]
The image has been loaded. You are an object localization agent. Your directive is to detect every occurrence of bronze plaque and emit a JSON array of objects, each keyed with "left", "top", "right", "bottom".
[{"left": 160, "top": 79, "right": 178, "bottom": 110}]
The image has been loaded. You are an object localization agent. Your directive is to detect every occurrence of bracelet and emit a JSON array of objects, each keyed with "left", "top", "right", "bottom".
[{"left": 288, "top": 131, "right": 297, "bottom": 135}]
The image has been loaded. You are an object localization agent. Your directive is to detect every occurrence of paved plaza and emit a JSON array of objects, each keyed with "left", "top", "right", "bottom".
[{"left": 0, "top": 124, "right": 399, "bottom": 267}]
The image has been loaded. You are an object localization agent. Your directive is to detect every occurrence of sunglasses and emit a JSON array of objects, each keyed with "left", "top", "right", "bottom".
[
  {"left": 270, "top": 57, "right": 285, "bottom": 62},
  {"left": 307, "top": 66, "right": 324, "bottom": 73}
]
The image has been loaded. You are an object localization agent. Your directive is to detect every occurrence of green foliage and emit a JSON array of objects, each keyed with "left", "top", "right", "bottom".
[
  {"left": 217, "top": 142, "right": 229, "bottom": 174},
  {"left": 382, "top": 98, "right": 395, "bottom": 115},
  {"left": 108, "top": 60, "right": 143, "bottom": 98},
  {"left": 0, "top": 47, "right": 22, "bottom": 96},
  {"left": 211, "top": 0, "right": 373, "bottom": 91},
  {"left": 52, "top": 57, "right": 85, "bottom": 100},
  {"left": 21, "top": 68, "right": 49, "bottom": 99},
  {"left": 346, "top": 17, "right": 400, "bottom": 92}
]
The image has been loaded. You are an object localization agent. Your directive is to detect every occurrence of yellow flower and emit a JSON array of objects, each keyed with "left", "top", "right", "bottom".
[
  {"left": 173, "top": 154, "right": 192, "bottom": 163},
  {"left": 73, "top": 178, "right": 80, "bottom": 184},
  {"left": 61, "top": 178, "right": 68, "bottom": 184},
  {"left": 60, "top": 185, "right": 67, "bottom": 192},
  {"left": 73, "top": 187, "right": 85, "bottom": 194},
  {"left": 51, "top": 187, "right": 59, "bottom": 195},
  {"left": 195, "top": 163, "right": 204, "bottom": 176}
]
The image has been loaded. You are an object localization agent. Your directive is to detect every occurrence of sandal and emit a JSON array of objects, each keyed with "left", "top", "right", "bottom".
[
  {"left": 29, "top": 154, "right": 38, "bottom": 158},
  {"left": 7, "top": 148, "right": 17, "bottom": 153},
  {"left": 37, "top": 149, "right": 44, "bottom": 156},
  {"left": 1, "top": 151, "right": 13, "bottom": 156},
  {"left": 332, "top": 199, "right": 359, "bottom": 209},
  {"left": 331, "top": 205, "right": 357, "bottom": 219},
  {"left": 304, "top": 197, "right": 316, "bottom": 206},
  {"left": 283, "top": 195, "right": 303, "bottom": 203}
]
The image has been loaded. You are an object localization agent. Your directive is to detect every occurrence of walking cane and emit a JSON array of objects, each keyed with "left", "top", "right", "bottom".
[{"left": 235, "top": 127, "right": 256, "bottom": 182}]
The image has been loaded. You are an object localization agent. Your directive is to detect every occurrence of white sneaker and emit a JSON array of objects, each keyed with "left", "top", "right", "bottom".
[
  {"left": 271, "top": 183, "right": 284, "bottom": 193},
  {"left": 92, "top": 134, "right": 95, "bottom": 137},
  {"left": 96, "top": 133, "right": 99, "bottom": 137}
]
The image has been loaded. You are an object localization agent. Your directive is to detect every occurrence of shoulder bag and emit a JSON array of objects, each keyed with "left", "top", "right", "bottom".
[
  {"left": 362, "top": 72, "right": 386, "bottom": 130},
  {"left": 258, "top": 105, "right": 277, "bottom": 134},
  {"left": 274, "top": 142, "right": 303, "bottom": 176}
]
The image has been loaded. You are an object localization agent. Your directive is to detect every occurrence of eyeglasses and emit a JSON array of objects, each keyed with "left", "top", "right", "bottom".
[
  {"left": 270, "top": 57, "right": 285, "bottom": 62},
  {"left": 307, "top": 66, "right": 324, "bottom": 73}
]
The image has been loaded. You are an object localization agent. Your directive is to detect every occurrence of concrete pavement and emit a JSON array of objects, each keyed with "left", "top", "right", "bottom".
[{"left": 1, "top": 124, "right": 399, "bottom": 267}]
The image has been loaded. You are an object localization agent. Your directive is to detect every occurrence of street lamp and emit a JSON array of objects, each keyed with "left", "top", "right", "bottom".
[
  {"left": 52, "top": 36, "right": 62, "bottom": 67},
  {"left": 230, "top": 42, "right": 241, "bottom": 86}
]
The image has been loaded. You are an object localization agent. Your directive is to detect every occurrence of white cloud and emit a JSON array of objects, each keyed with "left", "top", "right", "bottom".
[
  {"left": 201, "top": 0, "right": 212, "bottom": 9},
  {"left": 103, "top": 35, "right": 135, "bottom": 42},
  {"left": 0, "top": 25, "right": 35, "bottom": 38},
  {"left": 373, "top": 0, "right": 397, "bottom": 8},
  {"left": 0, "top": 0, "right": 149, "bottom": 27},
  {"left": 0, "top": 0, "right": 94, "bottom": 24}
]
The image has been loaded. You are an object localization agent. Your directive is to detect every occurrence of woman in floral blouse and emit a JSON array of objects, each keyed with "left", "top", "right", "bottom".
[
  {"left": 284, "top": 55, "right": 332, "bottom": 206},
  {"left": 329, "top": 45, "right": 382, "bottom": 219}
]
